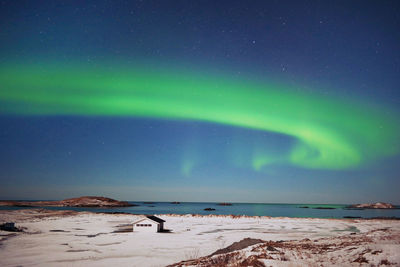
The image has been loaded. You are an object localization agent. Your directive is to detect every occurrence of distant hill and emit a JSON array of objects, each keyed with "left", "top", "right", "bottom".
[
  {"left": 347, "top": 202, "right": 395, "bottom": 209},
  {"left": 0, "top": 196, "right": 135, "bottom": 207}
]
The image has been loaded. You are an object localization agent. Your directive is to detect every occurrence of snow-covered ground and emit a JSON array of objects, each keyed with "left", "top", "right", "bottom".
[{"left": 0, "top": 209, "right": 399, "bottom": 266}]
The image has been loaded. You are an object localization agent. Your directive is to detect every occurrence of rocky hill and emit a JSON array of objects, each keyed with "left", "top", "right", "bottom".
[
  {"left": 0, "top": 196, "right": 135, "bottom": 207},
  {"left": 348, "top": 202, "right": 395, "bottom": 209}
]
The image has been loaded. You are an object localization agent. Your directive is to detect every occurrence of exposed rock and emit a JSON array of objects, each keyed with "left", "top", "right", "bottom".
[
  {"left": 348, "top": 202, "right": 395, "bottom": 209},
  {"left": 211, "top": 238, "right": 265, "bottom": 256},
  {"left": 168, "top": 228, "right": 400, "bottom": 267},
  {"left": 204, "top": 208, "right": 216, "bottom": 211},
  {"left": 217, "top": 202, "right": 232, "bottom": 206},
  {"left": 0, "top": 196, "right": 135, "bottom": 207},
  {"left": 299, "top": 206, "right": 336, "bottom": 209},
  {"left": 0, "top": 222, "right": 21, "bottom": 232},
  {"left": 353, "top": 256, "right": 368, "bottom": 263}
]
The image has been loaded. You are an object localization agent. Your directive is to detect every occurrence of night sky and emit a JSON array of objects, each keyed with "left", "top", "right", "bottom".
[{"left": 1, "top": 0, "right": 399, "bottom": 203}]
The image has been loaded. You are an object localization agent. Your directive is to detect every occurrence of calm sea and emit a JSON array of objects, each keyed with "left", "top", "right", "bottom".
[{"left": 1, "top": 202, "right": 400, "bottom": 219}]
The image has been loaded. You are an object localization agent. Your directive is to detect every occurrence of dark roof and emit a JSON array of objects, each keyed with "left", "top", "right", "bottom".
[{"left": 146, "top": 215, "right": 165, "bottom": 223}]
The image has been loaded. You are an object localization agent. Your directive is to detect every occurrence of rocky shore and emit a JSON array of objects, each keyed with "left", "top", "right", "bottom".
[
  {"left": 0, "top": 196, "right": 135, "bottom": 207},
  {"left": 347, "top": 202, "right": 396, "bottom": 209}
]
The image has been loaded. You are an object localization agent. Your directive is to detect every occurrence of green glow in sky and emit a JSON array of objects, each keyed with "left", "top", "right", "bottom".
[{"left": 0, "top": 64, "right": 399, "bottom": 170}]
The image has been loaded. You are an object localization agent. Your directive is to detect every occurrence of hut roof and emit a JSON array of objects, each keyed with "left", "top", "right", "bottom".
[{"left": 133, "top": 215, "right": 165, "bottom": 224}]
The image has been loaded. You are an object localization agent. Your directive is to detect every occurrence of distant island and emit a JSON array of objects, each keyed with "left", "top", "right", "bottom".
[
  {"left": 217, "top": 202, "right": 232, "bottom": 206},
  {"left": 347, "top": 202, "right": 395, "bottom": 209},
  {"left": 0, "top": 196, "right": 135, "bottom": 207},
  {"left": 204, "top": 208, "right": 216, "bottom": 211},
  {"left": 299, "top": 206, "right": 336, "bottom": 209}
]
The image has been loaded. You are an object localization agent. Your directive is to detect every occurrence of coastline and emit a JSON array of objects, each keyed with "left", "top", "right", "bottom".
[
  {"left": 3, "top": 207, "right": 399, "bottom": 221},
  {"left": 2, "top": 200, "right": 399, "bottom": 219},
  {"left": 1, "top": 209, "right": 399, "bottom": 266}
]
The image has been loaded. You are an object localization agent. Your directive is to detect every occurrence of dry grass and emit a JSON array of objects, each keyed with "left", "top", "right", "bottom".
[{"left": 169, "top": 228, "right": 400, "bottom": 267}]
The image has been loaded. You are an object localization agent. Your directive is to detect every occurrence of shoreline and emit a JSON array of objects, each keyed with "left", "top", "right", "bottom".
[{"left": 2, "top": 207, "right": 399, "bottom": 221}]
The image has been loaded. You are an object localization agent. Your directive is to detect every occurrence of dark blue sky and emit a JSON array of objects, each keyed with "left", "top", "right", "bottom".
[{"left": 0, "top": 0, "right": 399, "bottom": 203}]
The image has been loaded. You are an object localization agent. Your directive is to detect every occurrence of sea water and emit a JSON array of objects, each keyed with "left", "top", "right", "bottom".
[{"left": 1, "top": 201, "right": 399, "bottom": 219}]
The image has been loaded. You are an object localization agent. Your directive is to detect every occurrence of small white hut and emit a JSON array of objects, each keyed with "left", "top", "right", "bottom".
[{"left": 133, "top": 215, "right": 165, "bottom": 233}]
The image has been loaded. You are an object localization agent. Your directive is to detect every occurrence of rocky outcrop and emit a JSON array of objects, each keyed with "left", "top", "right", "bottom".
[
  {"left": 0, "top": 196, "right": 135, "bottom": 207},
  {"left": 168, "top": 229, "right": 400, "bottom": 267},
  {"left": 0, "top": 222, "right": 22, "bottom": 232},
  {"left": 217, "top": 202, "right": 232, "bottom": 206},
  {"left": 348, "top": 202, "right": 395, "bottom": 209}
]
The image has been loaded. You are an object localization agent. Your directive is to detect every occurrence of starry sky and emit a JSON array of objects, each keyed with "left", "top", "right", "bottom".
[{"left": 0, "top": 0, "right": 399, "bottom": 203}]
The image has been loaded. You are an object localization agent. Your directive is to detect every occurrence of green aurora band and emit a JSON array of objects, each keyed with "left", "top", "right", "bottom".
[{"left": 0, "top": 64, "right": 399, "bottom": 170}]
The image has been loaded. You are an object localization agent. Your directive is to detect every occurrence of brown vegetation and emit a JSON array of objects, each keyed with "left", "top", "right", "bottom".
[
  {"left": 169, "top": 228, "right": 400, "bottom": 266},
  {"left": 0, "top": 196, "right": 134, "bottom": 207}
]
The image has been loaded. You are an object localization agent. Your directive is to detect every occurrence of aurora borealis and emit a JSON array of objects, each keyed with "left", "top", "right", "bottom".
[
  {"left": 1, "top": 0, "right": 400, "bottom": 203},
  {"left": 1, "top": 64, "right": 399, "bottom": 170}
]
